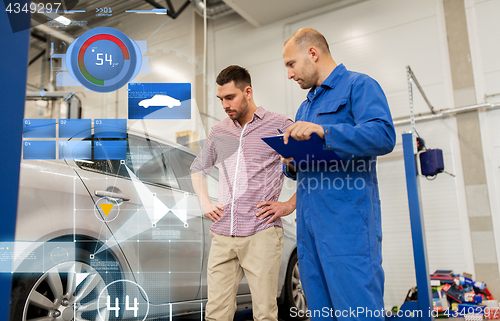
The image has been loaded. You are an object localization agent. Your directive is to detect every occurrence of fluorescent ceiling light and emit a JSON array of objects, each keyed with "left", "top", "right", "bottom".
[{"left": 55, "top": 16, "right": 71, "bottom": 25}]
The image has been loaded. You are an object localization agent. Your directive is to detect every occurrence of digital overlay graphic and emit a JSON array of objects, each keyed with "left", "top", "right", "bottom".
[
  {"left": 66, "top": 27, "right": 142, "bottom": 92},
  {"left": 128, "top": 83, "right": 191, "bottom": 119}
]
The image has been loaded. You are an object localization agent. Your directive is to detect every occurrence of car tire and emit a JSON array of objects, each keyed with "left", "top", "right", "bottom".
[
  {"left": 10, "top": 248, "right": 121, "bottom": 321},
  {"left": 279, "top": 251, "right": 308, "bottom": 320}
]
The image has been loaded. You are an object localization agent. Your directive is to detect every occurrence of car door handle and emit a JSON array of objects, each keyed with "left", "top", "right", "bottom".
[{"left": 94, "top": 190, "right": 130, "bottom": 201}]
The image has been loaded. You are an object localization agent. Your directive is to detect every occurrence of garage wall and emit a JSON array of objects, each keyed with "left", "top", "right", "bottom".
[
  {"left": 469, "top": 0, "right": 500, "bottom": 104},
  {"left": 208, "top": 0, "right": 474, "bottom": 308},
  {"left": 468, "top": 0, "right": 500, "bottom": 280},
  {"left": 209, "top": 0, "right": 456, "bottom": 121},
  {"left": 380, "top": 117, "right": 473, "bottom": 308}
]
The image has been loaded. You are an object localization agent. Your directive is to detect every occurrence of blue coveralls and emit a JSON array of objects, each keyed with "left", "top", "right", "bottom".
[{"left": 285, "top": 64, "right": 396, "bottom": 320}]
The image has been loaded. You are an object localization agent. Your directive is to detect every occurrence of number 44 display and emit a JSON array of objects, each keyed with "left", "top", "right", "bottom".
[{"left": 107, "top": 295, "right": 138, "bottom": 317}]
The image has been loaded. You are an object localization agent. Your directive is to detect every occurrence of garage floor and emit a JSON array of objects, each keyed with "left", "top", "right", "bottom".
[
  {"left": 172, "top": 310, "right": 299, "bottom": 321},
  {"left": 171, "top": 311, "right": 467, "bottom": 321},
  {"left": 130, "top": 308, "right": 302, "bottom": 320},
  {"left": 174, "top": 315, "right": 466, "bottom": 321}
]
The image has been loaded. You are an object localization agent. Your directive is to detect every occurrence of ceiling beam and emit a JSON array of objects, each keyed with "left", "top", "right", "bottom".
[
  {"left": 30, "top": 31, "right": 47, "bottom": 42},
  {"left": 29, "top": 49, "right": 46, "bottom": 66},
  {"left": 144, "top": 0, "right": 191, "bottom": 19}
]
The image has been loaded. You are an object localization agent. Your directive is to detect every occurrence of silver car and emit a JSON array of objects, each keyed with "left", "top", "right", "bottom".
[{"left": 10, "top": 130, "right": 307, "bottom": 321}]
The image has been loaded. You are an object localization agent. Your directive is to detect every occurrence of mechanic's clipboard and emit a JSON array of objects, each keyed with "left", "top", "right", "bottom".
[{"left": 261, "top": 132, "right": 342, "bottom": 164}]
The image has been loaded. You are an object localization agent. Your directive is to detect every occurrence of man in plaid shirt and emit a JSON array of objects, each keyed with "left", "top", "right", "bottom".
[{"left": 191, "top": 65, "right": 296, "bottom": 321}]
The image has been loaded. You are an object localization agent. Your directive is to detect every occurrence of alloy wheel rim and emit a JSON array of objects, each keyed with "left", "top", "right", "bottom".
[
  {"left": 291, "top": 261, "right": 307, "bottom": 312},
  {"left": 22, "top": 261, "right": 110, "bottom": 321}
]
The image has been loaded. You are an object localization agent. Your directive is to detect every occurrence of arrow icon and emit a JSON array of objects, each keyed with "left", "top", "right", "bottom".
[
  {"left": 99, "top": 204, "right": 114, "bottom": 217},
  {"left": 125, "top": 165, "right": 187, "bottom": 225}
]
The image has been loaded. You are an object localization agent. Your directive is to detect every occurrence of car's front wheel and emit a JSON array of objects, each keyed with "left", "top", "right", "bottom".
[
  {"left": 10, "top": 249, "right": 116, "bottom": 321},
  {"left": 279, "top": 251, "right": 308, "bottom": 320}
]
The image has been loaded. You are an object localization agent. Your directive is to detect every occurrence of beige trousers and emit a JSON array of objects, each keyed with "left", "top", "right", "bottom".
[{"left": 205, "top": 226, "right": 284, "bottom": 321}]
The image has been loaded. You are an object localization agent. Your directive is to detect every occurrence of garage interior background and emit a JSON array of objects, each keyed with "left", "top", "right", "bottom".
[{"left": 23, "top": 0, "right": 500, "bottom": 308}]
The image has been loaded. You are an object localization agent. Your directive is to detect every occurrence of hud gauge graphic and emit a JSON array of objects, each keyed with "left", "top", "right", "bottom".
[{"left": 66, "top": 27, "right": 142, "bottom": 93}]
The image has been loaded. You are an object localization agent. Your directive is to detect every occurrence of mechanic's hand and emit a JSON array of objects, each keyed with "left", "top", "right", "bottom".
[
  {"left": 256, "top": 201, "right": 294, "bottom": 223},
  {"left": 202, "top": 202, "right": 224, "bottom": 222},
  {"left": 283, "top": 121, "right": 325, "bottom": 144}
]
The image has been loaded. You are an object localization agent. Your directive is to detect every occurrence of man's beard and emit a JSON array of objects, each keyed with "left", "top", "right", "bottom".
[
  {"left": 298, "top": 60, "right": 318, "bottom": 89},
  {"left": 227, "top": 100, "right": 248, "bottom": 120}
]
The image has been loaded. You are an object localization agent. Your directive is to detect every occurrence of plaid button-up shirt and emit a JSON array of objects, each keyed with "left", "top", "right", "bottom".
[{"left": 191, "top": 106, "right": 293, "bottom": 236}]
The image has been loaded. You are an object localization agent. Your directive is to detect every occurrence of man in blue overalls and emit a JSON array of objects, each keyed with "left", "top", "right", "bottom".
[{"left": 280, "top": 28, "right": 396, "bottom": 320}]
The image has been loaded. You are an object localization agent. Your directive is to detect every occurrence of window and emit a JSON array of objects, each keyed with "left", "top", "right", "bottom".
[
  {"left": 170, "top": 148, "right": 219, "bottom": 199},
  {"left": 205, "top": 172, "right": 219, "bottom": 200},
  {"left": 76, "top": 135, "right": 179, "bottom": 190}
]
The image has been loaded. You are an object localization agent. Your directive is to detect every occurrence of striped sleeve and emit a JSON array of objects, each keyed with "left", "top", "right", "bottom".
[
  {"left": 190, "top": 128, "right": 216, "bottom": 175},
  {"left": 281, "top": 117, "right": 294, "bottom": 132}
]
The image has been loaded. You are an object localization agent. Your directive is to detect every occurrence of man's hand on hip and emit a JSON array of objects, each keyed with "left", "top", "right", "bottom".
[
  {"left": 256, "top": 201, "right": 294, "bottom": 223},
  {"left": 202, "top": 202, "right": 224, "bottom": 222},
  {"left": 280, "top": 155, "right": 296, "bottom": 172},
  {"left": 283, "top": 121, "right": 325, "bottom": 144},
  {"left": 280, "top": 155, "right": 294, "bottom": 166}
]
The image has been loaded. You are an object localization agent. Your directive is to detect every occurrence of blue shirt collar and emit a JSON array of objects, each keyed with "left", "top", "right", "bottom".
[{"left": 307, "top": 63, "right": 346, "bottom": 101}]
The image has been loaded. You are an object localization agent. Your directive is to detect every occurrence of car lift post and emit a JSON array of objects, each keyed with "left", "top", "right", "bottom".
[
  {"left": 391, "top": 132, "right": 433, "bottom": 320},
  {"left": 0, "top": 2, "right": 31, "bottom": 320}
]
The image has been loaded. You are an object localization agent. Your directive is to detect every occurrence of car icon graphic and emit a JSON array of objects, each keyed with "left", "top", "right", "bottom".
[{"left": 139, "top": 94, "right": 181, "bottom": 108}]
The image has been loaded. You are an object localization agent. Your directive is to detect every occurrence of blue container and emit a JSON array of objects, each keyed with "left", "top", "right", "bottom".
[{"left": 419, "top": 149, "right": 444, "bottom": 176}]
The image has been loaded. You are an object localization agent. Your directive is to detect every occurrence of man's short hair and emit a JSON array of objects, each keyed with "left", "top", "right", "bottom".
[
  {"left": 216, "top": 65, "right": 251, "bottom": 91},
  {"left": 285, "top": 28, "right": 330, "bottom": 54}
]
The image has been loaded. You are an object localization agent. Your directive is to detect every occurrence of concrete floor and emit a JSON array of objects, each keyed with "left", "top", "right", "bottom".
[
  {"left": 175, "top": 315, "right": 464, "bottom": 321},
  {"left": 172, "top": 310, "right": 302, "bottom": 321},
  {"left": 172, "top": 311, "right": 466, "bottom": 321}
]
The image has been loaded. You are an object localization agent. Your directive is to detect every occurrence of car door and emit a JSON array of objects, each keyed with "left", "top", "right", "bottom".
[{"left": 73, "top": 134, "right": 203, "bottom": 305}]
